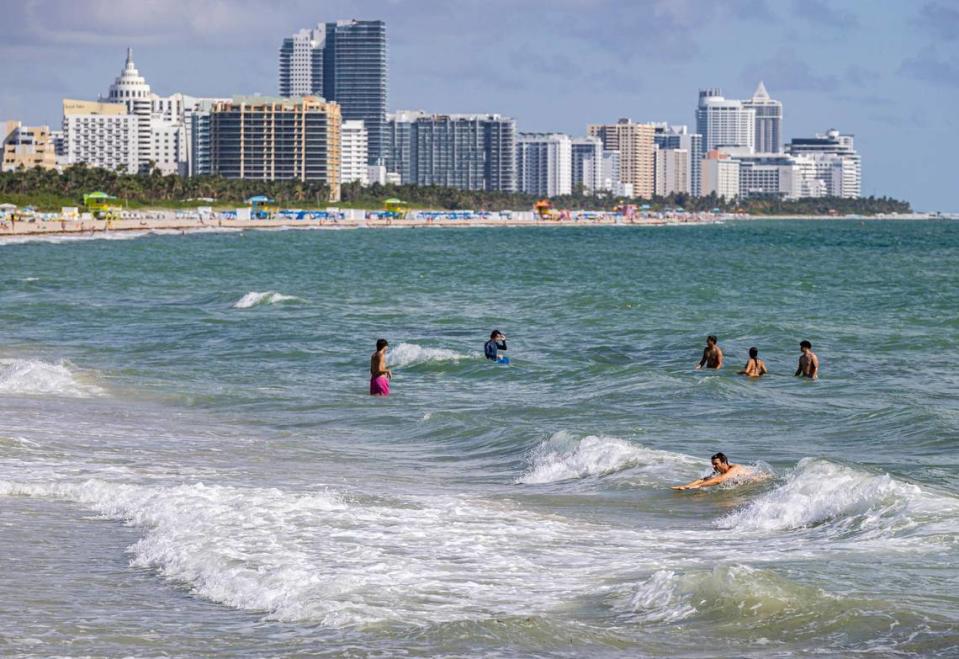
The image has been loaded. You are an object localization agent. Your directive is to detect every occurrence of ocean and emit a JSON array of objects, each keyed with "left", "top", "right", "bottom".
[{"left": 1, "top": 220, "right": 957, "bottom": 656}]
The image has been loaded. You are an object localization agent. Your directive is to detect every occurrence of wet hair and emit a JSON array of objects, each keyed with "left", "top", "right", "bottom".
[
  {"left": 707, "top": 335, "right": 717, "bottom": 344},
  {"left": 376, "top": 338, "right": 388, "bottom": 350},
  {"left": 749, "top": 347, "right": 758, "bottom": 359},
  {"left": 710, "top": 452, "right": 729, "bottom": 465},
  {"left": 490, "top": 329, "right": 502, "bottom": 339},
  {"left": 800, "top": 340, "right": 812, "bottom": 350}
]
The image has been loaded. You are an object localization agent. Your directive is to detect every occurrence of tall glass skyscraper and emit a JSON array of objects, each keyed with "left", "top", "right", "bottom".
[{"left": 278, "top": 20, "right": 386, "bottom": 164}]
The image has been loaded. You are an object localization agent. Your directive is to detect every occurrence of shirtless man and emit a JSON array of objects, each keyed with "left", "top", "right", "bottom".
[
  {"left": 695, "top": 335, "right": 724, "bottom": 369},
  {"left": 672, "top": 452, "right": 748, "bottom": 490},
  {"left": 369, "top": 338, "right": 392, "bottom": 396},
  {"left": 738, "top": 347, "right": 768, "bottom": 377},
  {"left": 795, "top": 340, "right": 819, "bottom": 379}
]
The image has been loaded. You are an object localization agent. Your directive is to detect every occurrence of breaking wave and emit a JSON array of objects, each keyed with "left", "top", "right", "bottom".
[
  {"left": 388, "top": 343, "right": 477, "bottom": 368},
  {"left": 0, "top": 358, "right": 103, "bottom": 397},
  {"left": 717, "top": 458, "right": 959, "bottom": 539},
  {"left": 0, "top": 478, "right": 633, "bottom": 627},
  {"left": 232, "top": 291, "right": 304, "bottom": 309},
  {"left": 517, "top": 432, "right": 700, "bottom": 484}
]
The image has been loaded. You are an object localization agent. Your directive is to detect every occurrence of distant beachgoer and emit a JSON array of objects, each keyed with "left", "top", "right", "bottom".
[
  {"left": 738, "top": 347, "right": 768, "bottom": 377},
  {"left": 795, "top": 340, "right": 819, "bottom": 379},
  {"left": 696, "top": 335, "right": 724, "bottom": 369},
  {"left": 485, "top": 330, "right": 509, "bottom": 363},
  {"left": 370, "top": 338, "right": 392, "bottom": 396},
  {"left": 672, "top": 452, "right": 749, "bottom": 490}
]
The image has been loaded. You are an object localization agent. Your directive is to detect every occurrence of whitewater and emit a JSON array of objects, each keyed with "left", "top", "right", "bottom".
[{"left": 1, "top": 221, "right": 957, "bottom": 656}]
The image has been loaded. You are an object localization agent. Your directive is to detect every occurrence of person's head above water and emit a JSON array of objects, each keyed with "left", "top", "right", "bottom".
[
  {"left": 749, "top": 347, "right": 758, "bottom": 359},
  {"left": 800, "top": 340, "right": 812, "bottom": 351},
  {"left": 710, "top": 452, "right": 731, "bottom": 473},
  {"left": 707, "top": 335, "right": 717, "bottom": 346},
  {"left": 376, "top": 338, "right": 389, "bottom": 351},
  {"left": 490, "top": 329, "right": 504, "bottom": 340}
]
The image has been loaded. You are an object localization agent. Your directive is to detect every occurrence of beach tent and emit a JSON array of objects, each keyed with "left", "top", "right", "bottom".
[{"left": 640, "top": 204, "right": 651, "bottom": 210}]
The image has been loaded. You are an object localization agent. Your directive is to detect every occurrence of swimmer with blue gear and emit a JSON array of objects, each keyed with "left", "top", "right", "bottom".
[{"left": 485, "top": 330, "right": 509, "bottom": 364}]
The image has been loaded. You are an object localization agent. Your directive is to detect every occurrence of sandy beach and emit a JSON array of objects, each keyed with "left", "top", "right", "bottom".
[{"left": 0, "top": 209, "right": 942, "bottom": 239}]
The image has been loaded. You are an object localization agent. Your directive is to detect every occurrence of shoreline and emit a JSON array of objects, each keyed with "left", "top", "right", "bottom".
[{"left": 0, "top": 211, "right": 946, "bottom": 240}]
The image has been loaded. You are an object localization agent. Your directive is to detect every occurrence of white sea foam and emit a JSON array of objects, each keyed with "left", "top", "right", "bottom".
[
  {"left": 232, "top": 291, "right": 304, "bottom": 309},
  {"left": 388, "top": 343, "right": 477, "bottom": 368},
  {"left": 718, "top": 458, "right": 958, "bottom": 538},
  {"left": 620, "top": 565, "right": 838, "bottom": 624},
  {"left": 517, "top": 432, "right": 700, "bottom": 484},
  {"left": 0, "top": 358, "right": 103, "bottom": 397},
  {"left": 0, "top": 477, "right": 646, "bottom": 627},
  {"left": 0, "top": 231, "right": 150, "bottom": 246}
]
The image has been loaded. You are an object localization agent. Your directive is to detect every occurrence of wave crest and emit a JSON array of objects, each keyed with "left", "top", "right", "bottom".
[
  {"left": 232, "top": 291, "right": 304, "bottom": 309},
  {"left": 717, "top": 458, "right": 957, "bottom": 538},
  {"left": 388, "top": 343, "right": 476, "bottom": 368},
  {"left": 517, "top": 432, "right": 699, "bottom": 484},
  {"left": 0, "top": 358, "right": 103, "bottom": 398}
]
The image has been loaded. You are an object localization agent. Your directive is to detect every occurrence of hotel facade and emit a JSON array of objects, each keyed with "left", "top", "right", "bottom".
[{"left": 209, "top": 96, "right": 342, "bottom": 200}]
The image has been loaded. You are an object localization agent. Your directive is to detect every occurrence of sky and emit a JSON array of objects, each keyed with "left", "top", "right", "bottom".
[{"left": 1, "top": 0, "right": 957, "bottom": 210}]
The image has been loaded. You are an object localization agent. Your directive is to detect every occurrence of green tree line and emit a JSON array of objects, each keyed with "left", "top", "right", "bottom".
[{"left": 1, "top": 164, "right": 912, "bottom": 215}]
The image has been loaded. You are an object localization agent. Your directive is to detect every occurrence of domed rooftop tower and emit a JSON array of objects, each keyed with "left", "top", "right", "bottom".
[{"left": 102, "top": 48, "right": 156, "bottom": 173}]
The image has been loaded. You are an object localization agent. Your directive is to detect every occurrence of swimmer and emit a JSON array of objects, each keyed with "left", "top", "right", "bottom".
[
  {"left": 738, "top": 347, "right": 768, "bottom": 377},
  {"left": 695, "top": 335, "right": 724, "bottom": 369},
  {"left": 370, "top": 338, "right": 392, "bottom": 396},
  {"left": 484, "top": 330, "right": 508, "bottom": 362},
  {"left": 672, "top": 452, "right": 749, "bottom": 490},
  {"left": 795, "top": 340, "right": 819, "bottom": 379}
]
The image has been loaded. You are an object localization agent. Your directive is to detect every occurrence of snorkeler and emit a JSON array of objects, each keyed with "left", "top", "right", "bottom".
[
  {"left": 671, "top": 452, "right": 749, "bottom": 490},
  {"left": 738, "top": 347, "right": 768, "bottom": 377}
]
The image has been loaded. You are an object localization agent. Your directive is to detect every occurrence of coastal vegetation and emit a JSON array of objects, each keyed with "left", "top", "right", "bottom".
[{"left": 1, "top": 165, "right": 912, "bottom": 215}]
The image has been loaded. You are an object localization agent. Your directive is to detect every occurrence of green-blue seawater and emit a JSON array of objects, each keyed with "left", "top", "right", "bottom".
[{"left": 1, "top": 220, "right": 957, "bottom": 656}]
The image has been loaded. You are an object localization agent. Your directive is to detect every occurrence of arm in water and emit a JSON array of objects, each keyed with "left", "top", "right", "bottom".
[{"left": 672, "top": 453, "right": 746, "bottom": 490}]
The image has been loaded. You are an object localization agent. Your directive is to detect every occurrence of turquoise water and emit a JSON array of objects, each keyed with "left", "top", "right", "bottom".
[{"left": 1, "top": 221, "right": 957, "bottom": 656}]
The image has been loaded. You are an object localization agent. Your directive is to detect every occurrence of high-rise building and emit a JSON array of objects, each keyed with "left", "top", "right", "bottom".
[
  {"left": 587, "top": 119, "right": 655, "bottom": 198},
  {"left": 785, "top": 129, "right": 861, "bottom": 198},
  {"left": 719, "top": 147, "right": 801, "bottom": 199},
  {"left": 2, "top": 121, "right": 58, "bottom": 172},
  {"left": 701, "top": 149, "right": 740, "bottom": 200},
  {"left": 103, "top": 48, "right": 154, "bottom": 173},
  {"left": 696, "top": 89, "right": 755, "bottom": 153},
  {"left": 516, "top": 133, "right": 572, "bottom": 197},
  {"left": 654, "top": 146, "right": 689, "bottom": 197},
  {"left": 341, "top": 119, "right": 369, "bottom": 185},
  {"left": 61, "top": 99, "right": 139, "bottom": 172},
  {"left": 743, "top": 81, "right": 783, "bottom": 153},
  {"left": 278, "top": 27, "right": 325, "bottom": 97},
  {"left": 571, "top": 136, "right": 603, "bottom": 194},
  {"left": 278, "top": 20, "right": 386, "bottom": 164},
  {"left": 653, "top": 124, "right": 702, "bottom": 196},
  {"left": 209, "top": 96, "right": 342, "bottom": 200},
  {"left": 384, "top": 111, "right": 516, "bottom": 192}
]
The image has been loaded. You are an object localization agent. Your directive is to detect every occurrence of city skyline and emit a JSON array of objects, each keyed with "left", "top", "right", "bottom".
[{"left": 1, "top": 0, "right": 955, "bottom": 209}]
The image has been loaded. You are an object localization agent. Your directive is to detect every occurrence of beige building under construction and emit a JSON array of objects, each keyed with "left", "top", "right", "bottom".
[
  {"left": 210, "top": 96, "right": 342, "bottom": 201},
  {"left": 587, "top": 119, "right": 655, "bottom": 199}
]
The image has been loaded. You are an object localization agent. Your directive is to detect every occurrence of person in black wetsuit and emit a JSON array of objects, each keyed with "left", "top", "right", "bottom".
[{"left": 484, "top": 330, "right": 508, "bottom": 362}]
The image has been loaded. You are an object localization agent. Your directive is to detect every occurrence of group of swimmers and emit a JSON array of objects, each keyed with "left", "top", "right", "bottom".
[
  {"left": 696, "top": 335, "right": 820, "bottom": 379},
  {"left": 372, "top": 332, "right": 820, "bottom": 395},
  {"left": 370, "top": 332, "right": 819, "bottom": 490}
]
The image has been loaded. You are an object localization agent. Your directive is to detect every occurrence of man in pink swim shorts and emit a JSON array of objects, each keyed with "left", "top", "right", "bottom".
[{"left": 370, "top": 338, "right": 392, "bottom": 395}]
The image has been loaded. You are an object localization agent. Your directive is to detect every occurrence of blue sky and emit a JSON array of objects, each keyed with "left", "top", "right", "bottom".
[{"left": 1, "top": 0, "right": 956, "bottom": 210}]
